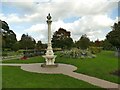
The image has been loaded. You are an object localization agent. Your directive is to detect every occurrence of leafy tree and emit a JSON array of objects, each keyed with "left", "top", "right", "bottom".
[
  {"left": 36, "top": 40, "right": 45, "bottom": 50},
  {"left": 95, "top": 39, "right": 101, "bottom": 47},
  {"left": 19, "top": 34, "right": 36, "bottom": 49},
  {"left": 102, "top": 39, "right": 115, "bottom": 50},
  {"left": 106, "top": 21, "right": 120, "bottom": 50},
  {"left": 76, "top": 34, "right": 90, "bottom": 50},
  {"left": 52, "top": 28, "right": 74, "bottom": 49},
  {"left": 42, "top": 44, "right": 47, "bottom": 49},
  {"left": 11, "top": 42, "right": 20, "bottom": 51},
  {"left": 0, "top": 20, "right": 17, "bottom": 50},
  {"left": 1, "top": 20, "right": 9, "bottom": 31},
  {"left": 5, "top": 30, "right": 17, "bottom": 48}
]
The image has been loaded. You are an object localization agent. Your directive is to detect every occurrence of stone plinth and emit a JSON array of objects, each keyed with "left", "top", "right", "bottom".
[
  {"left": 41, "top": 63, "right": 58, "bottom": 68},
  {"left": 42, "top": 55, "right": 56, "bottom": 65}
]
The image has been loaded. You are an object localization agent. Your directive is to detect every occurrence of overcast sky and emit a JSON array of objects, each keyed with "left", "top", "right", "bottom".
[{"left": 0, "top": 0, "right": 119, "bottom": 43}]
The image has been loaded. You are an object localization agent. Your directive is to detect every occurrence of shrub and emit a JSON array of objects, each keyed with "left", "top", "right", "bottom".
[
  {"left": 2, "top": 52, "right": 8, "bottom": 56},
  {"left": 59, "top": 48, "right": 96, "bottom": 59},
  {"left": 88, "top": 46, "right": 102, "bottom": 54}
]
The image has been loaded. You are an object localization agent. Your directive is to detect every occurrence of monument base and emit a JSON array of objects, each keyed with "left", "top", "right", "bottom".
[
  {"left": 42, "top": 55, "right": 57, "bottom": 65},
  {"left": 41, "top": 63, "right": 58, "bottom": 68}
]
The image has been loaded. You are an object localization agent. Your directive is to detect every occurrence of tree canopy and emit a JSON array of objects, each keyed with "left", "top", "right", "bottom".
[
  {"left": 52, "top": 28, "right": 74, "bottom": 49},
  {"left": 106, "top": 21, "right": 120, "bottom": 49},
  {"left": 19, "top": 34, "right": 36, "bottom": 49},
  {"left": 0, "top": 20, "right": 17, "bottom": 50},
  {"left": 36, "top": 40, "right": 47, "bottom": 50},
  {"left": 76, "top": 34, "right": 90, "bottom": 50}
]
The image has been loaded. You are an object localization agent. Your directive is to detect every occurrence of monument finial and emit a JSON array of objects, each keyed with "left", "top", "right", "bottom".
[{"left": 47, "top": 13, "right": 52, "bottom": 20}]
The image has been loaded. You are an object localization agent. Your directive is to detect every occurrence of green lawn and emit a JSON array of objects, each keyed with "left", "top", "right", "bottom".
[
  {"left": 56, "top": 51, "right": 120, "bottom": 84},
  {"left": 2, "top": 50, "right": 120, "bottom": 88},
  {"left": 2, "top": 66, "right": 103, "bottom": 89}
]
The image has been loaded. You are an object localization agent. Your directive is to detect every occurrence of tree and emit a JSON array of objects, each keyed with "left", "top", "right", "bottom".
[
  {"left": 102, "top": 39, "right": 115, "bottom": 50},
  {"left": 11, "top": 42, "right": 20, "bottom": 51},
  {"left": 106, "top": 21, "right": 120, "bottom": 50},
  {"left": 36, "top": 40, "right": 45, "bottom": 50},
  {"left": 19, "top": 34, "right": 36, "bottom": 49},
  {"left": 95, "top": 39, "right": 101, "bottom": 47},
  {"left": 0, "top": 20, "right": 17, "bottom": 50},
  {"left": 52, "top": 28, "right": 74, "bottom": 49},
  {"left": 106, "top": 21, "right": 120, "bottom": 56},
  {"left": 76, "top": 34, "right": 90, "bottom": 50}
]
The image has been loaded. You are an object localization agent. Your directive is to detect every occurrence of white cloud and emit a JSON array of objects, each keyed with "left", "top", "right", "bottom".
[
  {"left": 23, "top": 13, "right": 115, "bottom": 43},
  {"left": 8, "top": 14, "right": 25, "bottom": 23},
  {"left": 1, "top": 0, "right": 34, "bottom": 2},
  {"left": 0, "top": 14, "right": 7, "bottom": 21},
  {"left": 71, "top": 14, "right": 115, "bottom": 41},
  {"left": 24, "top": 23, "right": 48, "bottom": 42},
  {"left": 1, "top": 0, "right": 117, "bottom": 22},
  {"left": 93, "top": 15, "right": 114, "bottom": 27},
  {"left": 25, "top": 23, "right": 46, "bottom": 32},
  {"left": 16, "top": 33, "right": 22, "bottom": 41},
  {"left": 0, "top": 0, "right": 118, "bottom": 43}
]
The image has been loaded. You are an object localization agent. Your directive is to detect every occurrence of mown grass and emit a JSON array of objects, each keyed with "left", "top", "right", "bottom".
[
  {"left": 2, "top": 66, "right": 104, "bottom": 89},
  {"left": 56, "top": 51, "right": 120, "bottom": 84},
  {"left": 2, "top": 50, "right": 120, "bottom": 84}
]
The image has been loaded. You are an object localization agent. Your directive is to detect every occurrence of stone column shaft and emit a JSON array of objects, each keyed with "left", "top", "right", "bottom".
[{"left": 47, "top": 20, "right": 52, "bottom": 46}]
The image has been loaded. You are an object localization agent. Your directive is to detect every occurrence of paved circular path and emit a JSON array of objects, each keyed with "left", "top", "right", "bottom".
[
  {"left": 1, "top": 63, "right": 119, "bottom": 89},
  {"left": 21, "top": 63, "right": 77, "bottom": 74}
]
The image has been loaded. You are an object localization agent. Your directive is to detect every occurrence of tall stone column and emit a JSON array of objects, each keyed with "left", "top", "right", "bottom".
[
  {"left": 46, "top": 13, "right": 54, "bottom": 56},
  {"left": 42, "top": 13, "right": 57, "bottom": 67}
]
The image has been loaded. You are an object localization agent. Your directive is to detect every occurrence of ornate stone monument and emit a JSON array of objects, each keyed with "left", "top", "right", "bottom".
[{"left": 41, "top": 13, "right": 57, "bottom": 67}]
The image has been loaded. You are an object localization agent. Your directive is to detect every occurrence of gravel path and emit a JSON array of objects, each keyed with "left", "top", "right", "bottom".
[{"left": 1, "top": 63, "right": 119, "bottom": 89}]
